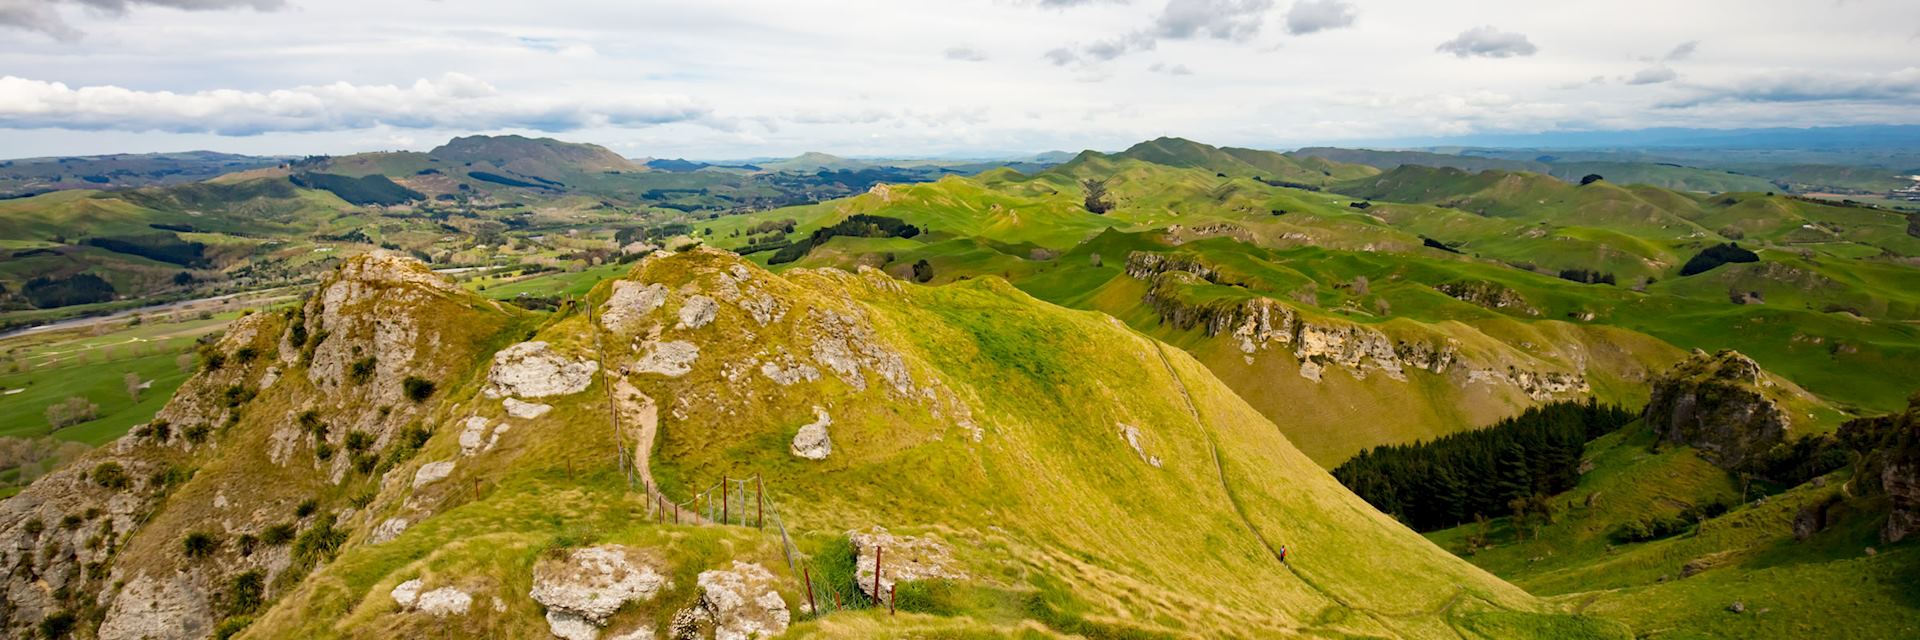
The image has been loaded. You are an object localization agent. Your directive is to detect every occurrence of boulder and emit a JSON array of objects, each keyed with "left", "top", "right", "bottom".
[
  {"left": 418, "top": 587, "right": 473, "bottom": 617},
  {"left": 531, "top": 545, "right": 671, "bottom": 636},
  {"left": 678, "top": 295, "right": 719, "bottom": 329},
  {"left": 391, "top": 579, "right": 424, "bottom": 608},
  {"left": 694, "top": 561, "right": 790, "bottom": 640},
  {"left": 486, "top": 342, "right": 598, "bottom": 399},
  {"left": 632, "top": 340, "right": 700, "bottom": 377},
  {"left": 789, "top": 407, "right": 833, "bottom": 460},
  {"left": 414, "top": 460, "right": 456, "bottom": 488},
  {"left": 504, "top": 397, "right": 554, "bottom": 419},
  {"left": 603, "top": 281, "right": 669, "bottom": 332},
  {"left": 370, "top": 517, "right": 410, "bottom": 544}
]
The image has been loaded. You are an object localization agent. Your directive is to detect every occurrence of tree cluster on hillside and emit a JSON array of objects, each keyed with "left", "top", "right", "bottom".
[
  {"left": 1557, "top": 268, "right": 1617, "bottom": 285},
  {"left": 84, "top": 233, "right": 209, "bottom": 267},
  {"left": 1332, "top": 400, "right": 1638, "bottom": 532},
  {"left": 1082, "top": 178, "right": 1113, "bottom": 214},
  {"left": 22, "top": 273, "right": 116, "bottom": 308},
  {"left": 767, "top": 214, "right": 921, "bottom": 264},
  {"left": 1680, "top": 242, "right": 1760, "bottom": 276}
]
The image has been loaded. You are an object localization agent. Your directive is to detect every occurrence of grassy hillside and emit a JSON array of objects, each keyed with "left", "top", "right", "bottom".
[{"left": 0, "top": 250, "right": 1627, "bottom": 639}]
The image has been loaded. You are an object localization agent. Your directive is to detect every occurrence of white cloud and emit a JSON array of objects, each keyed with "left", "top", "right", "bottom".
[
  {"left": 1660, "top": 67, "right": 1920, "bottom": 107},
  {"left": 0, "top": 73, "right": 711, "bottom": 135},
  {"left": 945, "top": 46, "right": 990, "bottom": 61},
  {"left": 1148, "top": 62, "right": 1194, "bottom": 75},
  {"left": 1284, "top": 0, "right": 1356, "bottom": 36},
  {"left": 1435, "top": 26, "right": 1538, "bottom": 58},
  {"left": 1627, "top": 66, "right": 1678, "bottom": 85}
]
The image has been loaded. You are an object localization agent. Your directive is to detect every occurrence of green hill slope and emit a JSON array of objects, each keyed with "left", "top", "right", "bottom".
[{"left": 0, "top": 250, "right": 1624, "bottom": 639}]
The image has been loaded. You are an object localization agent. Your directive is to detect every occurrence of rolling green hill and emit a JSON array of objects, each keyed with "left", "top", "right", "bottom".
[{"left": 0, "top": 250, "right": 1625, "bottom": 639}]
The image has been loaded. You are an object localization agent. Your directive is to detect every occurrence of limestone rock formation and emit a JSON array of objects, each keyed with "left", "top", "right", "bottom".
[
  {"left": 789, "top": 407, "right": 833, "bottom": 460},
  {"left": 531, "top": 546, "right": 672, "bottom": 638},
  {"left": 1644, "top": 349, "right": 1790, "bottom": 469},
  {"left": 685, "top": 561, "right": 790, "bottom": 640},
  {"left": 486, "top": 341, "right": 599, "bottom": 398}
]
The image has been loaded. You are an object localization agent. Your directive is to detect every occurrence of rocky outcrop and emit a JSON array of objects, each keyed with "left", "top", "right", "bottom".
[
  {"left": 675, "top": 562, "right": 789, "bottom": 640},
  {"left": 97, "top": 572, "right": 213, "bottom": 640},
  {"left": 531, "top": 546, "right": 672, "bottom": 638},
  {"left": 1644, "top": 350, "right": 1790, "bottom": 470},
  {"left": 790, "top": 407, "right": 833, "bottom": 460},
  {"left": 485, "top": 341, "right": 598, "bottom": 398},
  {"left": 1134, "top": 269, "right": 1586, "bottom": 400},
  {"left": 1125, "top": 251, "right": 1222, "bottom": 283},
  {"left": 602, "top": 281, "right": 669, "bottom": 333},
  {"left": 1838, "top": 395, "right": 1920, "bottom": 543},
  {"left": 504, "top": 397, "right": 553, "bottom": 419},
  {"left": 1434, "top": 280, "right": 1541, "bottom": 316},
  {"left": 848, "top": 527, "right": 966, "bottom": 599}
]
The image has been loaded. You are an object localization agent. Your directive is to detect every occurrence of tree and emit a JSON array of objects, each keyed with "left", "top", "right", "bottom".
[
  {"left": 1580, "top": 174, "right": 1604, "bottom": 185},
  {"left": 403, "top": 376, "right": 436, "bottom": 403},
  {"left": 125, "top": 372, "right": 145, "bottom": 402},
  {"left": 911, "top": 259, "right": 934, "bottom": 283},
  {"left": 1495, "top": 442, "right": 1534, "bottom": 505},
  {"left": 45, "top": 396, "right": 98, "bottom": 430}
]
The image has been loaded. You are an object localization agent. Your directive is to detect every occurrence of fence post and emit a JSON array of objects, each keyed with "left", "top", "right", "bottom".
[
  {"left": 756, "top": 476, "right": 764, "bottom": 530},
  {"left": 722, "top": 475, "right": 729, "bottom": 525},
  {"left": 873, "top": 545, "right": 882, "bottom": 605},
  {"left": 803, "top": 566, "right": 817, "bottom": 615},
  {"left": 889, "top": 584, "right": 896, "bottom": 616}
]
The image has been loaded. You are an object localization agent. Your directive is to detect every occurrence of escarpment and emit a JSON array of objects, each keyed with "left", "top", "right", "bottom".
[
  {"left": 1127, "top": 252, "right": 1587, "bottom": 401},
  {"left": 1643, "top": 349, "right": 1793, "bottom": 470}
]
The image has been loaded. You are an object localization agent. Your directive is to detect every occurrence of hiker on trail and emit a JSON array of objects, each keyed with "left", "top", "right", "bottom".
[{"left": 1279, "top": 545, "right": 1289, "bottom": 563}]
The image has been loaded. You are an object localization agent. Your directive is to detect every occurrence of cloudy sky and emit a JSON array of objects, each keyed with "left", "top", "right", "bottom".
[{"left": 0, "top": 0, "right": 1916, "bottom": 159}]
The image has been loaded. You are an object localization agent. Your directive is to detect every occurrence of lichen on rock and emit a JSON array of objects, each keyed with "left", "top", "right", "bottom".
[{"left": 530, "top": 545, "right": 672, "bottom": 637}]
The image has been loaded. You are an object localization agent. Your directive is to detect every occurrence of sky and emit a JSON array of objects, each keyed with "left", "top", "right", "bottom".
[{"left": 0, "top": 0, "right": 1917, "bottom": 160}]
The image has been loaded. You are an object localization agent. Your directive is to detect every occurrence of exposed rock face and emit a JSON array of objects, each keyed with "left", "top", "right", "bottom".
[
  {"left": 632, "top": 340, "right": 700, "bottom": 377},
  {"left": 97, "top": 573, "right": 212, "bottom": 640},
  {"left": 414, "top": 460, "right": 457, "bottom": 487},
  {"left": 1133, "top": 268, "right": 1586, "bottom": 400},
  {"left": 531, "top": 546, "right": 672, "bottom": 637},
  {"left": 1125, "top": 251, "right": 1222, "bottom": 284},
  {"left": 806, "top": 308, "right": 913, "bottom": 394},
  {"left": 486, "top": 341, "right": 599, "bottom": 398},
  {"left": 848, "top": 527, "right": 966, "bottom": 599},
  {"left": 1838, "top": 396, "right": 1920, "bottom": 543},
  {"left": 370, "top": 517, "right": 410, "bottom": 544},
  {"left": 392, "top": 578, "right": 424, "bottom": 608},
  {"left": 758, "top": 351, "right": 821, "bottom": 386},
  {"left": 504, "top": 397, "right": 554, "bottom": 419},
  {"left": 603, "top": 281, "right": 670, "bottom": 332},
  {"left": 1118, "top": 423, "right": 1163, "bottom": 468},
  {"left": 1644, "top": 350, "right": 1789, "bottom": 470},
  {"left": 459, "top": 416, "right": 494, "bottom": 456},
  {"left": 678, "top": 295, "right": 719, "bottom": 329},
  {"left": 789, "top": 407, "right": 834, "bottom": 460},
  {"left": 691, "top": 562, "right": 790, "bottom": 640},
  {"left": 417, "top": 587, "right": 473, "bottom": 616}
]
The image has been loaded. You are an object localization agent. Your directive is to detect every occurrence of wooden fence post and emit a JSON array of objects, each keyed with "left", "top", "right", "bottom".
[
  {"left": 873, "top": 545, "right": 883, "bottom": 605},
  {"left": 803, "top": 566, "right": 817, "bottom": 615},
  {"left": 756, "top": 476, "right": 764, "bottom": 530},
  {"left": 889, "top": 584, "right": 896, "bottom": 616},
  {"left": 722, "top": 475, "right": 729, "bottom": 525}
]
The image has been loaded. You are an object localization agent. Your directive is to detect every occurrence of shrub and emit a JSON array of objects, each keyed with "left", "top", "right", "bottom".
[
  {"left": 1580, "top": 174, "right": 1604, "bottom": 185},
  {"left": 149, "top": 420, "right": 172, "bottom": 442},
  {"left": 348, "top": 356, "right": 377, "bottom": 385},
  {"left": 45, "top": 396, "right": 99, "bottom": 430},
  {"left": 222, "top": 385, "right": 255, "bottom": 407},
  {"left": 224, "top": 569, "right": 266, "bottom": 615},
  {"left": 236, "top": 533, "right": 258, "bottom": 557},
  {"left": 38, "top": 610, "right": 76, "bottom": 639},
  {"left": 295, "top": 499, "right": 318, "bottom": 518},
  {"left": 183, "top": 531, "right": 221, "bottom": 558},
  {"left": 199, "top": 347, "right": 227, "bottom": 371},
  {"left": 184, "top": 424, "right": 213, "bottom": 444},
  {"left": 260, "top": 523, "right": 297, "bottom": 546},
  {"left": 402, "top": 376, "right": 436, "bottom": 403},
  {"left": 315, "top": 442, "right": 335, "bottom": 461},
  {"left": 292, "top": 514, "right": 346, "bottom": 563},
  {"left": 212, "top": 616, "right": 254, "bottom": 640},
  {"left": 234, "top": 347, "right": 258, "bottom": 363},
  {"left": 1082, "top": 179, "right": 1114, "bottom": 214},
  {"left": 91, "top": 462, "right": 129, "bottom": 489},
  {"left": 911, "top": 259, "right": 934, "bottom": 283}
]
